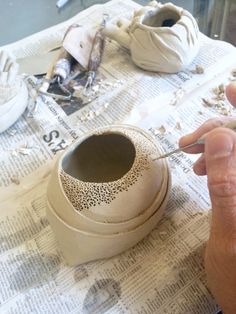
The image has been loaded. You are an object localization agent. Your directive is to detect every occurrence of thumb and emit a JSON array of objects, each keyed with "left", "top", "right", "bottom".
[{"left": 205, "top": 128, "right": 236, "bottom": 238}]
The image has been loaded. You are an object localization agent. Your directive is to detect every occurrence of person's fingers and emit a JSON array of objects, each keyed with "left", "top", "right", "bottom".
[
  {"left": 179, "top": 118, "right": 234, "bottom": 154},
  {"left": 226, "top": 82, "right": 236, "bottom": 107},
  {"left": 193, "top": 153, "right": 206, "bottom": 175},
  {"left": 205, "top": 128, "right": 236, "bottom": 238},
  {"left": 179, "top": 119, "right": 222, "bottom": 154}
]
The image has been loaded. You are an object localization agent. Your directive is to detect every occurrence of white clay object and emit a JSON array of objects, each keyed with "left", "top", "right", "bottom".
[
  {"left": 46, "top": 125, "right": 171, "bottom": 265},
  {"left": 0, "top": 51, "right": 28, "bottom": 133},
  {"left": 103, "top": 1, "right": 200, "bottom": 73}
]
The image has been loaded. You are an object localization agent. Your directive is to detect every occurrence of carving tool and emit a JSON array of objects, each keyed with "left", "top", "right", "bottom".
[
  {"left": 153, "top": 120, "right": 236, "bottom": 161},
  {"left": 84, "top": 14, "right": 108, "bottom": 95},
  {"left": 37, "top": 25, "right": 79, "bottom": 101}
]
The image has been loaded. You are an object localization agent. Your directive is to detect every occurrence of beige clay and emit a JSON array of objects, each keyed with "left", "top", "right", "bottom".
[
  {"left": 0, "top": 51, "right": 28, "bottom": 133},
  {"left": 47, "top": 125, "right": 171, "bottom": 266},
  {"left": 104, "top": 1, "right": 200, "bottom": 73}
]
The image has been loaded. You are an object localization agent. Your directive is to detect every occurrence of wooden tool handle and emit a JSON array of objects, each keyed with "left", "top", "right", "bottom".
[{"left": 88, "top": 29, "right": 105, "bottom": 72}]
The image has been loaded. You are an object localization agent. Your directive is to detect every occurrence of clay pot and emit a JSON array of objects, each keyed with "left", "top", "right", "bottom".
[
  {"left": 47, "top": 125, "right": 171, "bottom": 265},
  {"left": 0, "top": 51, "right": 28, "bottom": 133},
  {"left": 104, "top": 1, "right": 200, "bottom": 73},
  {"left": 0, "top": 80, "right": 28, "bottom": 133}
]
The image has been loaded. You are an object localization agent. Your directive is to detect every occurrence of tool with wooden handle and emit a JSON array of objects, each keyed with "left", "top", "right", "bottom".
[
  {"left": 153, "top": 120, "right": 236, "bottom": 161},
  {"left": 84, "top": 14, "right": 108, "bottom": 94}
]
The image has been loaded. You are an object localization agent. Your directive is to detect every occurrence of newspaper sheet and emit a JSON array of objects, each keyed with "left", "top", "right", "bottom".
[{"left": 1, "top": 0, "right": 236, "bottom": 313}]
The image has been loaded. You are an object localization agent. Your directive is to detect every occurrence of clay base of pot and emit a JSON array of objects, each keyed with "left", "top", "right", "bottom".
[{"left": 46, "top": 170, "right": 171, "bottom": 266}]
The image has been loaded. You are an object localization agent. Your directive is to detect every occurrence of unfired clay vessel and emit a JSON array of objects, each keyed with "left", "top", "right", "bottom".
[
  {"left": 104, "top": 1, "right": 200, "bottom": 73},
  {"left": 0, "top": 51, "right": 28, "bottom": 133},
  {"left": 47, "top": 125, "right": 171, "bottom": 266}
]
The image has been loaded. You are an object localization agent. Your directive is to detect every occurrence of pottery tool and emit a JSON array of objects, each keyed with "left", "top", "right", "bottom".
[
  {"left": 84, "top": 15, "right": 108, "bottom": 95},
  {"left": 40, "top": 24, "right": 79, "bottom": 88},
  {"left": 29, "top": 50, "right": 72, "bottom": 113},
  {"left": 153, "top": 138, "right": 205, "bottom": 161},
  {"left": 153, "top": 120, "right": 236, "bottom": 161},
  {"left": 36, "top": 47, "right": 74, "bottom": 98},
  {"left": 37, "top": 25, "right": 80, "bottom": 101},
  {"left": 38, "top": 23, "right": 97, "bottom": 101},
  {"left": 52, "top": 50, "right": 74, "bottom": 83}
]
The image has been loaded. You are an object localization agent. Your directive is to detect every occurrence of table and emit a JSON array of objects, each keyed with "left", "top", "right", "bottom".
[
  {"left": 1, "top": 0, "right": 236, "bottom": 47},
  {"left": 1, "top": 1, "right": 236, "bottom": 313}
]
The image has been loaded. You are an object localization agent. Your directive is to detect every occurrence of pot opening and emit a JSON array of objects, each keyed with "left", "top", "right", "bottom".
[
  {"left": 142, "top": 8, "right": 181, "bottom": 28},
  {"left": 62, "top": 133, "right": 136, "bottom": 183}
]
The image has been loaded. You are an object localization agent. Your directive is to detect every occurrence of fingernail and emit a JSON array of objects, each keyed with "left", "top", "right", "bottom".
[
  {"left": 206, "top": 131, "right": 234, "bottom": 158},
  {"left": 179, "top": 134, "right": 191, "bottom": 146}
]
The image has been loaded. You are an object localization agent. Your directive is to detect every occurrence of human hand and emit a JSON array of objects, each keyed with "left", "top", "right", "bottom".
[{"left": 179, "top": 83, "right": 236, "bottom": 313}]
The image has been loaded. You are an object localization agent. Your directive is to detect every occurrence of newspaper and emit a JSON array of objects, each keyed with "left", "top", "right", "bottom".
[{"left": 1, "top": 0, "right": 236, "bottom": 313}]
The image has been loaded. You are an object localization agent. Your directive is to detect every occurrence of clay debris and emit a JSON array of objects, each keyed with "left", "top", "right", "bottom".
[
  {"left": 191, "top": 65, "right": 204, "bottom": 74},
  {"left": 175, "top": 122, "right": 182, "bottom": 130},
  {"left": 202, "top": 83, "right": 232, "bottom": 116}
]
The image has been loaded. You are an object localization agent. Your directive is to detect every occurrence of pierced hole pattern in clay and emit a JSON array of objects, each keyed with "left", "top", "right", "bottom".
[{"left": 60, "top": 128, "right": 158, "bottom": 212}]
